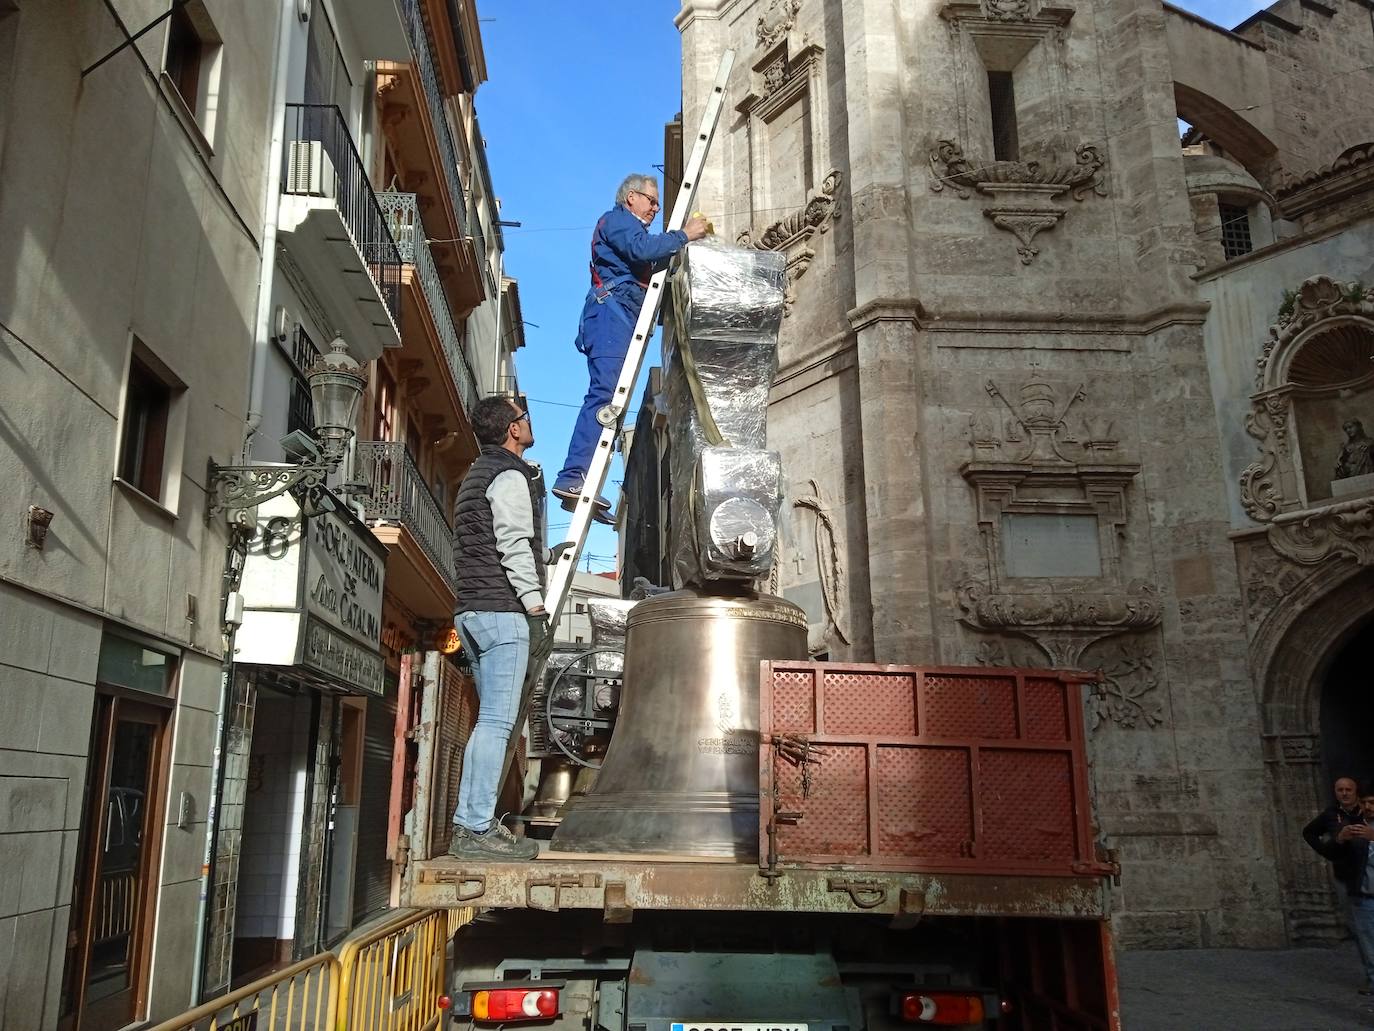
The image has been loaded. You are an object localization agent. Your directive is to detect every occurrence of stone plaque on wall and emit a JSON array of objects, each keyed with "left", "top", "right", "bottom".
[{"left": 1001, "top": 513, "right": 1102, "bottom": 578}]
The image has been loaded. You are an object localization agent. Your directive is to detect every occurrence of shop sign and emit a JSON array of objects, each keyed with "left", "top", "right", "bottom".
[
  {"left": 234, "top": 492, "right": 387, "bottom": 696},
  {"left": 303, "top": 507, "right": 383, "bottom": 650},
  {"left": 303, "top": 617, "right": 384, "bottom": 696},
  {"left": 436, "top": 626, "right": 461, "bottom": 654}
]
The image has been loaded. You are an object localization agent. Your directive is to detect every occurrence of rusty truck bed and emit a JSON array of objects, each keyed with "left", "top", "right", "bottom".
[{"left": 407, "top": 853, "right": 1109, "bottom": 920}]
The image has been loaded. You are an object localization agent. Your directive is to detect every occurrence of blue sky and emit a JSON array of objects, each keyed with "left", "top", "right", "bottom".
[{"left": 475, "top": 0, "right": 1270, "bottom": 573}]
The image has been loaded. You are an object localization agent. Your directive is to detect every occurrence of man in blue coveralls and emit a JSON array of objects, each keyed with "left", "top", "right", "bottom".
[{"left": 551, "top": 174, "right": 709, "bottom": 523}]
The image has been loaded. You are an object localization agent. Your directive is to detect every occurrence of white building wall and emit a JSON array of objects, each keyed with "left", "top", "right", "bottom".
[{"left": 0, "top": 0, "right": 277, "bottom": 1023}]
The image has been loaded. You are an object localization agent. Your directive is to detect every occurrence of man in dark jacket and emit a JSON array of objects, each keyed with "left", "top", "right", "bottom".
[
  {"left": 1334, "top": 788, "right": 1374, "bottom": 994},
  {"left": 1304, "top": 775, "right": 1364, "bottom": 876},
  {"left": 551, "top": 174, "right": 709, "bottom": 522},
  {"left": 1305, "top": 776, "right": 1370, "bottom": 991},
  {"left": 447, "top": 395, "right": 552, "bottom": 861}
]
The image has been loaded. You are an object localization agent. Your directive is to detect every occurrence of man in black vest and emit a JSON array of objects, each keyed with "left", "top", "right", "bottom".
[{"left": 447, "top": 395, "right": 551, "bottom": 860}]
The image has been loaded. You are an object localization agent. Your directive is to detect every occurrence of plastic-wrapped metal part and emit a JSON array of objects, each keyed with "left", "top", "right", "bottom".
[
  {"left": 587, "top": 597, "right": 635, "bottom": 674},
  {"left": 670, "top": 239, "right": 786, "bottom": 344},
  {"left": 665, "top": 240, "right": 787, "bottom": 587},
  {"left": 694, "top": 448, "right": 782, "bottom": 580}
]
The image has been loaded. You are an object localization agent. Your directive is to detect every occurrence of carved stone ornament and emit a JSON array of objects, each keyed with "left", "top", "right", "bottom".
[
  {"left": 738, "top": 171, "right": 842, "bottom": 315},
  {"left": 1239, "top": 539, "right": 1309, "bottom": 628},
  {"left": 1083, "top": 635, "right": 1164, "bottom": 730},
  {"left": 969, "top": 378, "right": 1120, "bottom": 462},
  {"left": 1239, "top": 275, "right": 1374, "bottom": 566},
  {"left": 956, "top": 578, "right": 1162, "bottom": 667},
  {"left": 969, "top": 635, "right": 1048, "bottom": 668},
  {"left": 792, "top": 478, "right": 851, "bottom": 648},
  {"left": 984, "top": 207, "right": 1064, "bottom": 265},
  {"left": 757, "top": 0, "right": 803, "bottom": 49},
  {"left": 984, "top": 0, "right": 1032, "bottom": 17},
  {"left": 930, "top": 139, "right": 1107, "bottom": 202},
  {"left": 1255, "top": 276, "right": 1374, "bottom": 391},
  {"left": 928, "top": 139, "right": 1106, "bottom": 263}
]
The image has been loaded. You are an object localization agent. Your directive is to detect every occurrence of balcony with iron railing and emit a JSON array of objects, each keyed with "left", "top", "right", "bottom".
[
  {"left": 380, "top": 191, "right": 482, "bottom": 422},
  {"left": 372, "top": 0, "right": 487, "bottom": 316},
  {"left": 278, "top": 103, "right": 403, "bottom": 356},
  {"left": 355, "top": 440, "right": 456, "bottom": 613}
]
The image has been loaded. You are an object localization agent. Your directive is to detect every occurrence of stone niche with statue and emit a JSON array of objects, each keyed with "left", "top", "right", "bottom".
[{"left": 1241, "top": 275, "right": 1374, "bottom": 565}]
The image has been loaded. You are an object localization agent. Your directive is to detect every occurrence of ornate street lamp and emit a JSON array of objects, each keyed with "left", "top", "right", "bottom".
[{"left": 208, "top": 337, "right": 368, "bottom": 525}]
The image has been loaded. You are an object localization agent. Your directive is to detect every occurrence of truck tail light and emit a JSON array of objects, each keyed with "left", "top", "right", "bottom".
[
  {"left": 898, "top": 991, "right": 986, "bottom": 1025},
  {"left": 471, "top": 988, "right": 560, "bottom": 1022}
]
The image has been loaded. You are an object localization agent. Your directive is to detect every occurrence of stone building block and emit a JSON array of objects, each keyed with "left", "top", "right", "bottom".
[
  {"left": 0, "top": 753, "right": 86, "bottom": 831},
  {"left": 40, "top": 906, "right": 68, "bottom": 1031},
  {"left": 104, "top": 486, "right": 173, "bottom": 636},
  {"left": 146, "top": 878, "right": 200, "bottom": 1023},
  {"left": 172, "top": 704, "right": 218, "bottom": 769},
  {"left": 131, "top": 117, "right": 207, "bottom": 367},
  {"left": 160, "top": 819, "right": 210, "bottom": 889},
  {"left": 36, "top": 676, "right": 94, "bottom": 757},
  {"left": 43, "top": 603, "right": 101, "bottom": 686},
  {"left": 0, "top": 776, "right": 66, "bottom": 834},
  {"left": 0, "top": 585, "right": 56, "bottom": 676},
  {"left": 0, "top": 666, "right": 44, "bottom": 753},
  {"left": 1113, "top": 908, "right": 1204, "bottom": 950},
  {"left": 1202, "top": 901, "right": 1287, "bottom": 949},
  {"left": 178, "top": 654, "right": 223, "bottom": 715},
  {"left": 0, "top": 831, "right": 63, "bottom": 920},
  {"left": 0, "top": 909, "right": 53, "bottom": 1031}
]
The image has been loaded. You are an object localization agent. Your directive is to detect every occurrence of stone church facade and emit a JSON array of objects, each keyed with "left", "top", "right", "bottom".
[{"left": 653, "top": 0, "right": 1374, "bottom": 949}]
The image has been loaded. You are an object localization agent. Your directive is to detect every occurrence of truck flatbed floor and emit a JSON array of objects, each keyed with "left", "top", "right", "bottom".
[{"left": 409, "top": 853, "right": 1109, "bottom": 921}]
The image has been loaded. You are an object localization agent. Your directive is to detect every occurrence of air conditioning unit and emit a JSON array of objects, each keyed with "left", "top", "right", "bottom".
[{"left": 285, "top": 141, "right": 337, "bottom": 199}]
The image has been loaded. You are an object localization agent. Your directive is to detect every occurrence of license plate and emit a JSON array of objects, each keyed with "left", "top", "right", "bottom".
[{"left": 672, "top": 1025, "right": 808, "bottom": 1031}]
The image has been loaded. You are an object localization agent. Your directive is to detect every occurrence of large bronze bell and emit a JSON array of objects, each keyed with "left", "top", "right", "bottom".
[{"left": 550, "top": 587, "right": 807, "bottom": 858}]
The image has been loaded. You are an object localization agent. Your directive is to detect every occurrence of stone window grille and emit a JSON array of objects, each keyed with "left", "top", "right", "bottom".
[{"left": 1219, "top": 202, "right": 1253, "bottom": 259}]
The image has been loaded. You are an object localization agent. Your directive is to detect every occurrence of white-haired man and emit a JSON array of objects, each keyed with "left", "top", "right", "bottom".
[{"left": 551, "top": 174, "right": 708, "bottom": 522}]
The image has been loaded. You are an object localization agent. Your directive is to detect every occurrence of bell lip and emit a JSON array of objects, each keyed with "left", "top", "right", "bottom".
[{"left": 626, "top": 587, "right": 807, "bottom": 629}]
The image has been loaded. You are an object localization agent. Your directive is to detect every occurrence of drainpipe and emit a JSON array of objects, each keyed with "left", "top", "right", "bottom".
[
  {"left": 243, "top": 0, "right": 296, "bottom": 457},
  {"left": 192, "top": 0, "right": 295, "bottom": 1003},
  {"left": 491, "top": 247, "right": 504, "bottom": 395}
]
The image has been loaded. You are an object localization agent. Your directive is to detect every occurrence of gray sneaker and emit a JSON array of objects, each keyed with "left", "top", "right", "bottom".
[{"left": 447, "top": 822, "right": 539, "bottom": 861}]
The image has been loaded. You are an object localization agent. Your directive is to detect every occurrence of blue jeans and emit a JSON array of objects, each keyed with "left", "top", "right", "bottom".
[
  {"left": 452, "top": 610, "right": 529, "bottom": 833},
  {"left": 555, "top": 297, "right": 637, "bottom": 490},
  {"left": 1351, "top": 896, "right": 1374, "bottom": 988}
]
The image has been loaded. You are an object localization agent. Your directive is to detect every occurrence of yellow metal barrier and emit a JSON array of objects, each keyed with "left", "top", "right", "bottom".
[
  {"left": 336, "top": 907, "right": 475, "bottom": 1031},
  {"left": 146, "top": 907, "right": 473, "bottom": 1031},
  {"left": 144, "top": 951, "right": 339, "bottom": 1031}
]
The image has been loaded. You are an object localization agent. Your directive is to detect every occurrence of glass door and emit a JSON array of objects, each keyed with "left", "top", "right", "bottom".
[{"left": 59, "top": 696, "right": 168, "bottom": 1031}]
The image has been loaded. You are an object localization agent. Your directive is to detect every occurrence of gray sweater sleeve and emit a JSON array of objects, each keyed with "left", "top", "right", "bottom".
[{"left": 487, "top": 469, "right": 544, "bottom": 612}]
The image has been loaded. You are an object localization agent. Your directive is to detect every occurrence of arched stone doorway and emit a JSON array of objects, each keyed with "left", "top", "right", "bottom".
[
  {"left": 1320, "top": 617, "right": 1374, "bottom": 793},
  {"left": 1254, "top": 563, "right": 1374, "bottom": 944}
]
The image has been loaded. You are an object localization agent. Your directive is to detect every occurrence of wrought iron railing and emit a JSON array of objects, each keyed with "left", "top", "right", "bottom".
[
  {"left": 282, "top": 103, "right": 403, "bottom": 333},
  {"left": 355, "top": 441, "right": 456, "bottom": 593},
  {"left": 399, "top": 0, "right": 468, "bottom": 237},
  {"left": 380, "top": 192, "right": 481, "bottom": 416}
]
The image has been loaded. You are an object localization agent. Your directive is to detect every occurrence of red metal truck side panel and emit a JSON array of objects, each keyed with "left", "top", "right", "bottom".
[{"left": 760, "top": 661, "right": 1109, "bottom": 879}]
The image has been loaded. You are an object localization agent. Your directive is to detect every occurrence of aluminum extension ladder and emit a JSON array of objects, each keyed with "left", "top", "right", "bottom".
[{"left": 541, "top": 48, "right": 736, "bottom": 625}]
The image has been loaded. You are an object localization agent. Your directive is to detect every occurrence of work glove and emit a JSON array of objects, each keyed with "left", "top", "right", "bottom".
[
  {"left": 547, "top": 541, "right": 573, "bottom": 565},
  {"left": 527, "top": 611, "right": 554, "bottom": 666}
]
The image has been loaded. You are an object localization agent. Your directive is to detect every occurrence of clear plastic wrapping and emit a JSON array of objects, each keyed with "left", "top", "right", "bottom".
[
  {"left": 665, "top": 241, "right": 787, "bottom": 587},
  {"left": 587, "top": 597, "right": 635, "bottom": 673},
  {"left": 670, "top": 239, "right": 787, "bottom": 344}
]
